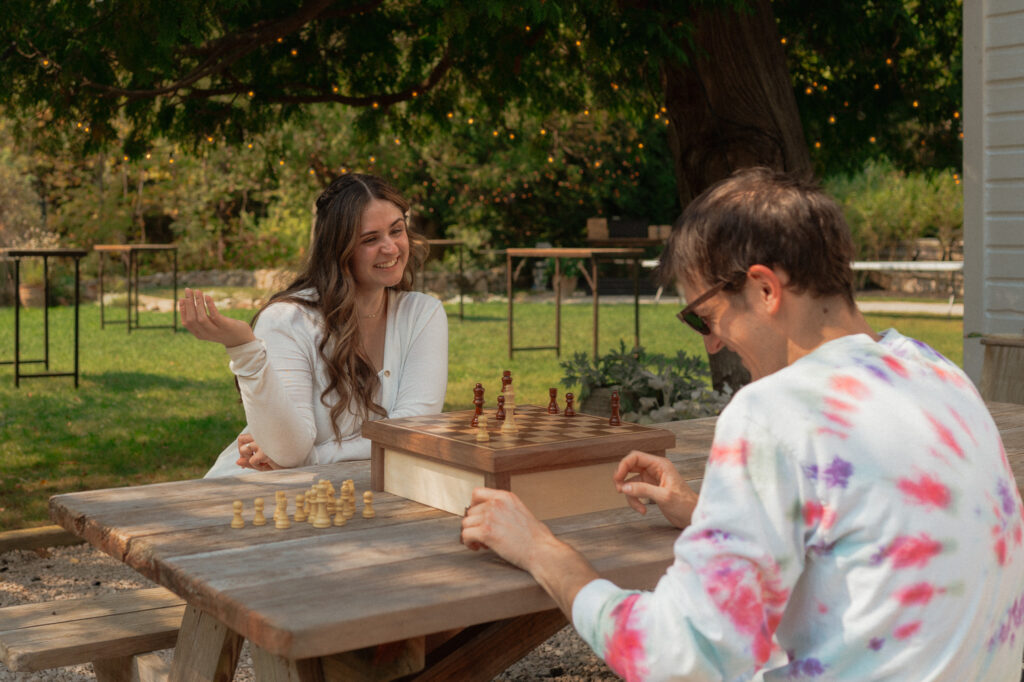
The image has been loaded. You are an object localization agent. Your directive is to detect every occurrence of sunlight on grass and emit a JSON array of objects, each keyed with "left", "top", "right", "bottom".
[{"left": 0, "top": 299, "right": 964, "bottom": 528}]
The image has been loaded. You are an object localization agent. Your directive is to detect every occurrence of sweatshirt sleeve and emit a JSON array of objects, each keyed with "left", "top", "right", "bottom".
[
  {"left": 226, "top": 303, "right": 319, "bottom": 467},
  {"left": 571, "top": 404, "right": 806, "bottom": 682}
]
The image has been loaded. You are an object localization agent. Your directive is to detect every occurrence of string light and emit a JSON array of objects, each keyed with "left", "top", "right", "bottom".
[
  {"left": 493, "top": 130, "right": 499, "bottom": 136},
  {"left": 372, "top": 102, "right": 379, "bottom": 109},
  {"left": 248, "top": 91, "right": 254, "bottom": 97},
  {"left": 575, "top": 40, "right": 581, "bottom": 46},
  {"left": 447, "top": 112, "right": 453, "bottom": 119},
  {"left": 540, "top": 128, "right": 547, "bottom": 135},
  {"left": 467, "top": 117, "right": 474, "bottom": 124},
  {"left": 886, "top": 58, "right": 893, "bottom": 65},
  {"left": 394, "top": 138, "right": 401, "bottom": 144},
  {"left": 290, "top": 49, "right": 298, "bottom": 56},
  {"left": 638, "top": 143, "right": 644, "bottom": 149},
  {"left": 781, "top": 37, "right": 787, "bottom": 44},
  {"left": 829, "top": 116, "right": 836, "bottom": 124},
  {"left": 874, "top": 83, "right": 881, "bottom": 90},
  {"left": 547, "top": 156, "right": 554, "bottom": 163},
  {"left": 525, "top": 25, "right": 531, "bottom": 31},
  {"left": 953, "top": 111, "right": 960, "bottom": 118},
  {"left": 912, "top": 100, "right": 919, "bottom": 108},
  {"left": 814, "top": 141, "right": 821, "bottom": 149},
  {"left": 869, "top": 136, "right": 877, "bottom": 143},
  {"left": 332, "top": 86, "right": 339, "bottom": 93},
  {"left": 805, "top": 87, "right": 813, "bottom": 95}
]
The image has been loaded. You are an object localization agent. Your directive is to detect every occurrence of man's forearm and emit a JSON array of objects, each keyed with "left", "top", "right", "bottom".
[{"left": 526, "top": 535, "right": 601, "bottom": 618}]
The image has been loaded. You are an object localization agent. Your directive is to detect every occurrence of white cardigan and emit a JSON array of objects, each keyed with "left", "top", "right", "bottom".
[{"left": 204, "top": 289, "right": 448, "bottom": 477}]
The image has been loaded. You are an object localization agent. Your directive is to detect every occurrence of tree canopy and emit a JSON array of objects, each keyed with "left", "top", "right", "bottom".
[{"left": 2, "top": 1, "right": 960, "bottom": 175}]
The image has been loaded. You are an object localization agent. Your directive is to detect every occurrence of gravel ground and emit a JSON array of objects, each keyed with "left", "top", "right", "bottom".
[{"left": 0, "top": 543, "right": 617, "bottom": 681}]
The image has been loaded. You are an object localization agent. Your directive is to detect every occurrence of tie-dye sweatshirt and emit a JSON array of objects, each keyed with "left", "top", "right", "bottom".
[{"left": 573, "top": 329, "right": 1024, "bottom": 681}]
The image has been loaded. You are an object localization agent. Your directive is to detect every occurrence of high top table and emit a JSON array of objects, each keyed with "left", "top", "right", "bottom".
[
  {"left": 505, "top": 247, "right": 645, "bottom": 360},
  {"left": 48, "top": 402, "right": 1024, "bottom": 680},
  {"left": 0, "top": 247, "right": 88, "bottom": 387},
  {"left": 94, "top": 244, "right": 178, "bottom": 333}
]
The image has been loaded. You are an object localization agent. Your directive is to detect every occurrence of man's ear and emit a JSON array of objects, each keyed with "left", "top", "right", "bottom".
[{"left": 745, "top": 264, "right": 785, "bottom": 314}]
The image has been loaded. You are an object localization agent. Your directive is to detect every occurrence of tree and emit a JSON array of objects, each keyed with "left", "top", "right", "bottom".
[{"left": 1, "top": 0, "right": 961, "bottom": 389}]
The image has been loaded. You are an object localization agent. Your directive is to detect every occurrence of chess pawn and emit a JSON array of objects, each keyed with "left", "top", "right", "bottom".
[
  {"left": 564, "top": 392, "right": 575, "bottom": 417},
  {"left": 333, "top": 503, "right": 347, "bottom": 526},
  {"left": 609, "top": 390, "right": 621, "bottom": 426},
  {"left": 362, "top": 491, "right": 376, "bottom": 519},
  {"left": 274, "top": 497, "right": 291, "bottom": 529},
  {"left": 314, "top": 487, "right": 331, "bottom": 528},
  {"left": 471, "top": 383, "right": 484, "bottom": 428},
  {"left": 231, "top": 500, "right": 245, "bottom": 529},
  {"left": 294, "top": 493, "right": 307, "bottom": 522},
  {"left": 252, "top": 498, "right": 267, "bottom": 526},
  {"left": 475, "top": 413, "right": 490, "bottom": 442},
  {"left": 547, "top": 387, "right": 559, "bottom": 415},
  {"left": 495, "top": 394, "right": 506, "bottom": 421}
]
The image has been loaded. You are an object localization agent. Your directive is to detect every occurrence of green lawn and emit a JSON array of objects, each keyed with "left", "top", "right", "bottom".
[{"left": 0, "top": 298, "right": 963, "bottom": 529}]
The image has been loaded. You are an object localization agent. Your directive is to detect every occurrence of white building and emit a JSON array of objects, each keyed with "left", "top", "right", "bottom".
[{"left": 963, "top": 0, "right": 1024, "bottom": 381}]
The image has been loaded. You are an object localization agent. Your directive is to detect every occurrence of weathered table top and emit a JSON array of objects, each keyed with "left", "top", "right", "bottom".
[{"left": 49, "top": 402, "right": 1024, "bottom": 663}]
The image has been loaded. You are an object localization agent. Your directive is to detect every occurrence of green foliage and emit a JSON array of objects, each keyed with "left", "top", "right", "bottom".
[
  {"left": 777, "top": 0, "right": 962, "bottom": 174},
  {"left": 559, "top": 341, "right": 724, "bottom": 421},
  {"left": 826, "top": 159, "right": 962, "bottom": 260}
]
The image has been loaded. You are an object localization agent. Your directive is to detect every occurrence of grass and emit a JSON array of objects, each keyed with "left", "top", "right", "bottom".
[{"left": 0, "top": 297, "right": 964, "bottom": 529}]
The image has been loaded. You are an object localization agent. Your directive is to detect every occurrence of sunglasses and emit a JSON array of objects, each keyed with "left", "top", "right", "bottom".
[{"left": 676, "top": 274, "right": 746, "bottom": 335}]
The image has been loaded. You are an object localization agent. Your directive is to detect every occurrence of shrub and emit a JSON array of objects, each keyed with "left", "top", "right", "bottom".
[{"left": 559, "top": 341, "right": 731, "bottom": 423}]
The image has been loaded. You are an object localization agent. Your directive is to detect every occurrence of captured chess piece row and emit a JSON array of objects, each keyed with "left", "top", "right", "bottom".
[{"left": 230, "top": 479, "right": 374, "bottom": 529}]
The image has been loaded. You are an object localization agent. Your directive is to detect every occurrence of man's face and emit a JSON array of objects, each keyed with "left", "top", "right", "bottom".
[{"left": 679, "top": 274, "right": 781, "bottom": 381}]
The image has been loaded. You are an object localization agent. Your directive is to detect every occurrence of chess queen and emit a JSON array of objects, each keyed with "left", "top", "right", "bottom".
[{"left": 180, "top": 174, "right": 448, "bottom": 476}]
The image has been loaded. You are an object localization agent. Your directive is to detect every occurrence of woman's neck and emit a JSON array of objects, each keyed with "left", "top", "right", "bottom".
[{"left": 355, "top": 288, "right": 388, "bottom": 319}]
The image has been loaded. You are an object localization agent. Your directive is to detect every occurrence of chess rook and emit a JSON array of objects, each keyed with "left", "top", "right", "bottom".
[{"left": 547, "top": 388, "right": 559, "bottom": 415}]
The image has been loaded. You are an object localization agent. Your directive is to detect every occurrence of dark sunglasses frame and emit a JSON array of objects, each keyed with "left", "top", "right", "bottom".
[{"left": 676, "top": 273, "right": 747, "bottom": 335}]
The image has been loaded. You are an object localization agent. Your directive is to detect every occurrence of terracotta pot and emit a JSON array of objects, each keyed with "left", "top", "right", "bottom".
[{"left": 18, "top": 283, "right": 45, "bottom": 308}]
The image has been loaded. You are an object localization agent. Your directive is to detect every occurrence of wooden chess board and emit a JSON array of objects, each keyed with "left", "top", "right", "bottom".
[{"left": 363, "top": 405, "right": 676, "bottom": 519}]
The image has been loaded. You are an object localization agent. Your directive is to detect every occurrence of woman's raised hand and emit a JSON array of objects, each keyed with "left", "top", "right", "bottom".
[{"left": 179, "top": 288, "right": 256, "bottom": 348}]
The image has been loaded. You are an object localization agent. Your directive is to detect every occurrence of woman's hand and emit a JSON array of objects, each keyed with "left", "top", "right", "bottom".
[
  {"left": 179, "top": 288, "right": 256, "bottom": 348},
  {"left": 236, "top": 433, "right": 282, "bottom": 471},
  {"left": 613, "top": 450, "right": 699, "bottom": 529}
]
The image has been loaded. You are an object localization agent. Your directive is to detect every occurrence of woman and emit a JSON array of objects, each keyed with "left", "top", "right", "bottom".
[{"left": 180, "top": 173, "right": 448, "bottom": 477}]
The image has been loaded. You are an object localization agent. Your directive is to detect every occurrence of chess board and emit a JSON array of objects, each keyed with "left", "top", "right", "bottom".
[{"left": 363, "top": 405, "right": 676, "bottom": 519}]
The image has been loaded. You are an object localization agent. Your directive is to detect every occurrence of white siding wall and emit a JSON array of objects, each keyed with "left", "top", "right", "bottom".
[{"left": 964, "top": 0, "right": 1024, "bottom": 381}]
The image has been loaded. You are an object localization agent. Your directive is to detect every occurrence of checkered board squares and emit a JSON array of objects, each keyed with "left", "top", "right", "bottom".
[
  {"left": 388, "top": 406, "right": 650, "bottom": 451},
  {"left": 365, "top": 405, "right": 677, "bottom": 519}
]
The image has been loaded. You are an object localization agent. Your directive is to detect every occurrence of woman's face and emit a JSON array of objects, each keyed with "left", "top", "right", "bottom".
[{"left": 350, "top": 197, "right": 409, "bottom": 293}]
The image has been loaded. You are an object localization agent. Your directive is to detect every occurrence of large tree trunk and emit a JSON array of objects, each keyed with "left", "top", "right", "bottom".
[{"left": 662, "top": 0, "right": 812, "bottom": 392}]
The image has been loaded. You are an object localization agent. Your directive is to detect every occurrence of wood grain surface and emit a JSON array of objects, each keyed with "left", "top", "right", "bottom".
[{"left": 48, "top": 404, "right": 1024, "bottom": 663}]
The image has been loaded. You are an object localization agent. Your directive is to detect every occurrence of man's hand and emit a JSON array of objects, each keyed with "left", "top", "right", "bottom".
[
  {"left": 179, "top": 288, "right": 256, "bottom": 348},
  {"left": 461, "top": 488, "right": 599, "bottom": 618},
  {"left": 614, "top": 450, "right": 699, "bottom": 529}
]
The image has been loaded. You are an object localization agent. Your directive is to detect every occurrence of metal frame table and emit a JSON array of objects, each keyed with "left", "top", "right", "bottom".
[
  {"left": 0, "top": 248, "right": 88, "bottom": 388},
  {"left": 505, "top": 247, "right": 645, "bottom": 360},
  {"left": 94, "top": 244, "right": 178, "bottom": 333}
]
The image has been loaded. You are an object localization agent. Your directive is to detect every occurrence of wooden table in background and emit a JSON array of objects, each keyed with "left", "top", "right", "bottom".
[
  {"left": 48, "top": 402, "right": 1024, "bottom": 680},
  {"left": 94, "top": 244, "right": 178, "bottom": 334},
  {"left": 505, "top": 247, "right": 645, "bottom": 360},
  {"left": 0, "top": 247, "right": 89, "bottom": 388}
]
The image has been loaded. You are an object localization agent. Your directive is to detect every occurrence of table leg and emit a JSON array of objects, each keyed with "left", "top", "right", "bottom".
[
  {"left": 554, "top": 258, "right": 561, "bottom": 357},
  {"left": 13, "top": 258, "right": 20, "bottom": 387},
  {"left": 42, "top": 255, "right": 50, "bottom": 369},
  {"left": 168, "top": 605, "right": 243, "bottom": 682},
  {"left": 250, "top": 646, "right": 325, "bottom": 681},
  {"left": 173, "top": 249, "right": 179, "bottom": 331},
  {"left": 591, "top": 258, "right": 599, "bottom": 360},
  {"left": 506, "top": 252, "right": 513, "bottom": 359},
  {"left": 633, "top": 256, "right": 640, "bottom": 350},
  {"left": 125, "top": 251, "right": 132, "bottom": 335},
  {"left": 408, "top": 609, "right": 567, "bottom": 681},
  {"left": 457, "top": 243, "right": 463, "bottom": 321},
  {"left": 98, "top": 251, "right": 106, "bottom": 329},
  {"left": 74, "top": 256, "right": 81, "bottom": 388}
]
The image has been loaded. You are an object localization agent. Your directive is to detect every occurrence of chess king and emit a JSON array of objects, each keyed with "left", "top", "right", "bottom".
[{"left": 461, "top": 168, "right": 1024, "bottom": 680}]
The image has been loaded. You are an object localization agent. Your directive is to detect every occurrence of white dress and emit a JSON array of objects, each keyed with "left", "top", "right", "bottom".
[{"left": 204, "top": 289, "right": 448, "bottom": 477}]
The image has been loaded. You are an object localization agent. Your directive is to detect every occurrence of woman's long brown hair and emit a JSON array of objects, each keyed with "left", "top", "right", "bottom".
[{"left": 249, "top": 173, "right": 428, "bottom": 441}]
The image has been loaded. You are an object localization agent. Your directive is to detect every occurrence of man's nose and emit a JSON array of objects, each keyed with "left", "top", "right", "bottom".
[{"left": 703, "top": 332, "right": 725, "bottom": 355}]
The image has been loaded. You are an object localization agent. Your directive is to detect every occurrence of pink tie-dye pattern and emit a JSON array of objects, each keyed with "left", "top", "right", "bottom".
[
  {"left": 824, "top": 396, "right": 856, "bottom": 413},
  {"left": 830, "top": 374, "right": 870, "bottom": 399},
  {"left": 882, "top": 355, "right": 909, "bottom": 378},
  {"left": 894, "top": 621, "right": 922, "bottom": 640},
  {"left": 803, "top": 501, "right": 837, "bottom": 530},
  {"left": 897, "top": 474, "right": 951, "bottom": 510},
  {"left": 701, "top": 557, "right": 790, "bottom": 666},
  {"left": 823, "top": 412, "right": 853, "bottom": 429},
  {"left": 948, "top": 407, "right": 979, "bottom": 448},
  {"left": 709, "top": 438, "right": 749, "bottom": 466},
  {"left": 603, "top": 594, "right": 649, "bottom": 682},
  {"left": 925, "top": 412, "right": 964, "bottom": 459},
  {"left": 884, "top": 534, "right": 944, "bottom": 569},
  {"left": 895, "top": 582, "right": 942, "bottom": 606}
]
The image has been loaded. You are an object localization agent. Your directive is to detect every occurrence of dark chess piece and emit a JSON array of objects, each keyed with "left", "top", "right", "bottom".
[
  {"left": 563, "top": 392, "right": 575, "bottom": 417},
  {"left": 547, "top": 387, "right": 559, "bottom": 415},
  {"left": 471, "top": 383, "right": 484, "bottom": 427},
  {"left": 609, "top": 390, "right": 621, "bottom": 426},
  {"left": 502, "top": 370, "right": 512, "bottom": 394},
  {"left": 496, "top": 394, "right": 506, "bottom": 421}
]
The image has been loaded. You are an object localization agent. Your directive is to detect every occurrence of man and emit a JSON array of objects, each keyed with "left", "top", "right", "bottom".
[{"left": 461, "top": 168, "right": 1024, "bottom": 680}]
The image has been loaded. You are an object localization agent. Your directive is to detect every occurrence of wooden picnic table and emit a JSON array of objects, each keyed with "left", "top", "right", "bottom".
[{"left": 48, "top": 401, "right": 1024, "bottom": 680}]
